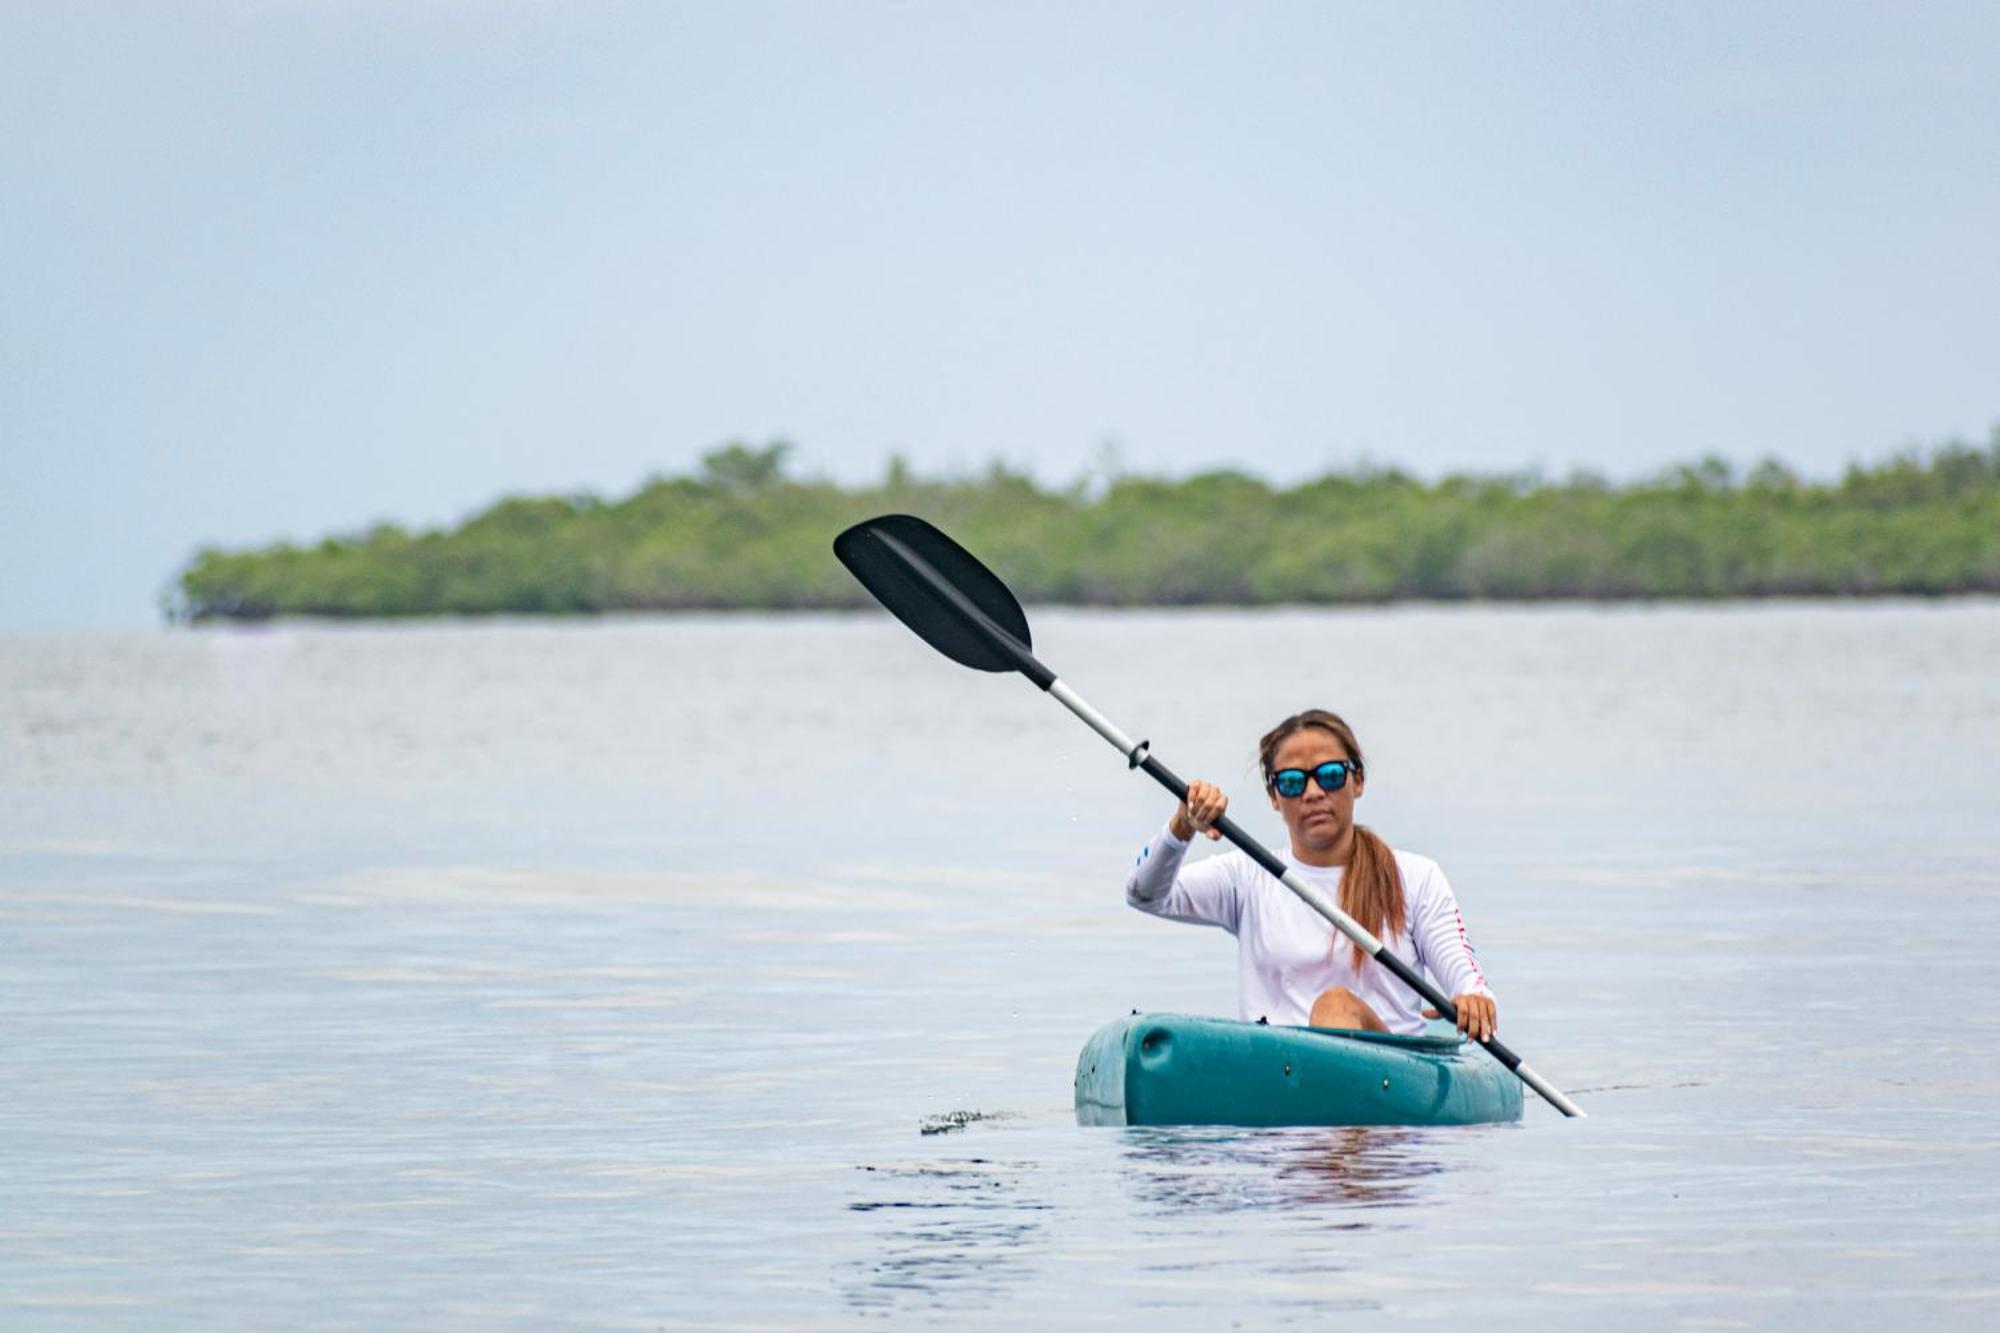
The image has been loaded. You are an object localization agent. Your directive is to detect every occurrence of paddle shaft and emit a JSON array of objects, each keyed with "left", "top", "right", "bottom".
[{"left": 863, "top": 521, "right": 1585, "bottom": 1118}]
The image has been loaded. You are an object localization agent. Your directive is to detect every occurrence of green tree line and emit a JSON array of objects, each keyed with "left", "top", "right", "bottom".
[{"left": 168, "top": 432, "right": 2000, "bottom": 621}]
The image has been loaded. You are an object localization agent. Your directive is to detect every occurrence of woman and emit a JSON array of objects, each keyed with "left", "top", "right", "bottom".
[{"left": 1124, "top": 708, "right": 1498, "bottom": 1042}]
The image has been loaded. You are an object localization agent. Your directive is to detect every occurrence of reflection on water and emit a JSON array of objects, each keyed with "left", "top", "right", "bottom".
[
  {"left": 841, "top": 1126, "right": 1482, "bottom": 1316},
  {"left": 1118, "top": 1125, "right": 1472, "bottom": 1216},
  {"left": 844, "top": 1159, "right": 1049, "bottom": 1314}
]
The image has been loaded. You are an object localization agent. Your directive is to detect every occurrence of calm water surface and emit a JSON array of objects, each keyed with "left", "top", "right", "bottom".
[{"left": 3, "top": 604, "right": 1998, "bottom": 1328}]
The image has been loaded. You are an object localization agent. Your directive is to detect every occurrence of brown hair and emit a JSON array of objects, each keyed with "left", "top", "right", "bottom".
[{"left": 1257, "top": 708, "right": 1404, "bottom": 968}]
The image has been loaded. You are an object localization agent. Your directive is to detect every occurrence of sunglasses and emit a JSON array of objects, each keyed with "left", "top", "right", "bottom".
[{"left": 1268, "top": 760, "right": 1358, "bottom": 799}]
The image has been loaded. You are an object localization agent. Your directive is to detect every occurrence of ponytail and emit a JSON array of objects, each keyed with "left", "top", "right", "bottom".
[{"left": 1335, "top": 824, "right": 1405, "bottom": 969}]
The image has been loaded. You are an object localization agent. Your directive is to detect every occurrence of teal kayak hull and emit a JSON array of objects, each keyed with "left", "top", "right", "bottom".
[{"left": 1074, "top": 1012, "right": 1524, "bottom": 1128}]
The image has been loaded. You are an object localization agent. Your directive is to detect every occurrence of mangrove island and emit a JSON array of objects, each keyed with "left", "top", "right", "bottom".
[{"left": 168, "top": 432, "right": 2000, "bottom": 622}]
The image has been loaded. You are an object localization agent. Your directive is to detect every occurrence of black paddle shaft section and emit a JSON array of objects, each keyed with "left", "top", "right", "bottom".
[{"left": 1134, "top": 749, "right": 1527, "bottom": 1072}]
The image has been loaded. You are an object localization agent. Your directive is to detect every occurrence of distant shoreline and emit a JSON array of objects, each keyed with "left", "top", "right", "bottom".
[
  {"left": 168, "top": 436, "right": 2000, "bottom": 623},
  {"left": 164, "top": 588, "right": 2000, "bottom": 629}
]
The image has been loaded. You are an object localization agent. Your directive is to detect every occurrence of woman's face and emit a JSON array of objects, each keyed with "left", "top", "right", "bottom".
[{"left": 1266, "top": 727, "right": 1364, "bottom": 857}]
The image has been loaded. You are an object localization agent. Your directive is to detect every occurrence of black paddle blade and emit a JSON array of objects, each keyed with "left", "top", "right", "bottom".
[{"left": 833, "top": 514, "right": 1044, "bottom": 680}]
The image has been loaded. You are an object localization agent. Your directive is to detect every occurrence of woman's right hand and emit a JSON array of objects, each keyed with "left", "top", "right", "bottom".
[{"left": 1171, "top": 780, "right": 1228, "bottom": 842}]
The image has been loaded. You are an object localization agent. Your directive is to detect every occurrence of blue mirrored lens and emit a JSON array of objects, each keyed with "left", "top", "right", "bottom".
[
  {"left": 1273, "top": 763, "right": 1354, "bottom": 797},
  {"left": 1313, "top": 762, "right": 1349, "bottom": 792}
]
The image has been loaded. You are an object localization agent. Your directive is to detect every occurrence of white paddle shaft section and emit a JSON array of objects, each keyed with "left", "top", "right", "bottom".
[
  {"left": 1514, "top": 1065, "right": 1584, "bottom": 1118},
  {"left": 1048, "top": 678, "right": 1143, "bottom": 757},
  {"left": 1049, "top": 678, "right": 1386, "bottom": 955},
  {"left": 1277, "top": 869, "right": 1384, "bottom": 954}
]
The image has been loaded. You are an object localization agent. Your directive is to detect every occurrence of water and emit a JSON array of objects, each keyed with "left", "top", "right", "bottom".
[{"left": 4, "top": 603, "right": 1998, "bottom": 1328}]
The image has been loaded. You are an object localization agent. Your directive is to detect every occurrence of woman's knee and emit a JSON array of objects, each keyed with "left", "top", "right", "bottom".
[
  {"left": 1309, "top": 986, "right": 1360, "bottom": 1025},
  {"left": 1309, "top": 986, "right": 1385, "bottom": 1031}
]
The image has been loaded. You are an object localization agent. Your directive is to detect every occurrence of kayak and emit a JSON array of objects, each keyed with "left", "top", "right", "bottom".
[{"left": 1074, "top": 1012, "right": 1524, "bottom": 1128}]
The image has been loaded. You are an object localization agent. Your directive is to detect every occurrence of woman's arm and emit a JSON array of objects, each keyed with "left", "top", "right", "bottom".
[
  {"left": 1125, "top": 780, "right": 1242, "bottom": 932},
  {"left": 1409, "top": 859, "right": 1497, "bottom": 1040}
]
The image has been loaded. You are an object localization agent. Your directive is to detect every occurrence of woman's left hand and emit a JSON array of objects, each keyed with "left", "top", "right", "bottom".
[{"left": 1449, "top": 994, "right": 1496, "bottom": 1043}]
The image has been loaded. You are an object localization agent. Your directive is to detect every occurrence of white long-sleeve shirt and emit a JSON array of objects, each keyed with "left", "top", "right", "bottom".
[{"left": 1124, "top": 825, "right": 1493, "bottom": 1035}]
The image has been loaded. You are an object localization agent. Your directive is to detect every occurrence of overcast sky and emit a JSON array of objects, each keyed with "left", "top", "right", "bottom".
[{"left": 4, "top": 1, "right": 1996, "bottom": 629}]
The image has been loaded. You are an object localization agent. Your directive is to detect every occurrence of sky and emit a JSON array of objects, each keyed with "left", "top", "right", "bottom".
[{"left": 3, "top": 1, "right": 1996, "bottom": 629}]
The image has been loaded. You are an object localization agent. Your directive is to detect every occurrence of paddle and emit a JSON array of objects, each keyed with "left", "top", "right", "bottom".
[{"left": 834, "top": 513, "right": 1586, "bottom": 1119}]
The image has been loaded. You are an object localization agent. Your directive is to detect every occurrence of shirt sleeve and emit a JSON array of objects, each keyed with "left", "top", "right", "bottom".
[
  {"left": 1124, "top": 824, "right": 1244, "bottom": 934},
  {"left": 1407, "top": 859, "right": 1494, "bottom": 1000}
]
